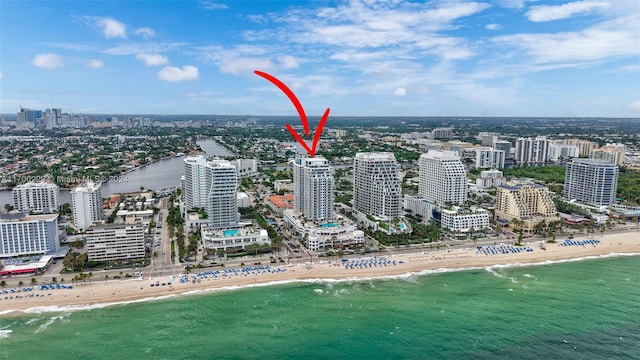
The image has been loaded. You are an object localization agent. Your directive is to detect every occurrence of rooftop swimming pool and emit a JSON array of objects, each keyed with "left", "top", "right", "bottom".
[
  {"left": 223, "top": 229, "right": 240, "bottom": 237},
  {"left": 321, "top": 223, "right": 340, "bottom": 228}
]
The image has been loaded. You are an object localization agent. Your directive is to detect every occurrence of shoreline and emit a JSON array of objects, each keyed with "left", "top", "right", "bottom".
[{"left": 1, "top": 230, "right": 639, "bottom": 317}]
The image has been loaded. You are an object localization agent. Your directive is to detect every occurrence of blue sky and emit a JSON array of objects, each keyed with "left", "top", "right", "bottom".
[{"left": 0, "top": 0, "right": 638, "bottom": 117}]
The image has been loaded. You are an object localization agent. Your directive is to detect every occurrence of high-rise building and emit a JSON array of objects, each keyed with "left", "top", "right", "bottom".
[
  {"left": 475, "top": 147, "right": 505, "bottom": 169},
  {"left": 71, "top": 182, "right": 103, "bottom": 231},
  {"left": 548, "top": 143, "right": 579, "bottom": 162},
  {"left": 231, "top": 159, "right": 258, "bottom": 178},
  {"left": 85, "top": 218, "right": 145, "bottom": 262},
  {"left": 515, "top": 136, "right": 550, "bottom": 164},
  {"left": 0, "top": 213, "right": 59, "bottom": 257},
  {"left": 183, "top": 155, "right": 210, "bottom": 211},
  {"left": 12, "top": 182, "right": 60, "bottom": 213},
  {"left": 476, "top": 169, "right": 505, "bottom": 189},
  {"left": 293, "top": 157, "right": 334, "bottom": 221},
  {"left": 564, "top": 159, "right": 619, "bottom": 206},
  {"left": 353, "top": 152, "right": 402, "bottom": 219},
  {"left": 559, "top": 139, "right": 597, "bottom": 157},
  {"left": 419, "top": 150, "right": 468, "bottom": 205},
  {"left": 492, "top": 139, "right": 512, "bottom": 159},
  {"left": 182, "top": 156, "right": 238, "bottom": 228},
  {"left": 590, "top": 143, "right": 625, "bottom": 167}
]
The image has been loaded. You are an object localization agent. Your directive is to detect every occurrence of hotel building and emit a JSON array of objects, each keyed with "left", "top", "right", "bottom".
[
  {"left": 0, "top": 213, "right": 59, "bottom": 258},
  {"left": 495, "top": 179, "right": 557, "bottom": 233},
  {"left": 419, "top": 150, "right": 468, "bottom": 206},
  {"left": 12, "top": 181, "right": 60, "bottom": 213},
  {"left": 564, "top": 159, "right": 619, "bottom": 206}
]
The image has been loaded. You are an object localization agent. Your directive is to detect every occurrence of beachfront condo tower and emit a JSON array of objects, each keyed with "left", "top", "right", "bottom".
[
  {"left": 293, "top": 157, "right": 334, "bottom": 221},
  {"left": 564, "top": 158, "right": 619, "bottom": 206},
  {"left": 183, "top": 155, "right": 238, "bottom": 228},
  {"left": 71, "top": 182, "right": 103, "bottom": 231},
  {"left": 353, "top": 152, "right": 402, "bottom": 219},
  {"left": 419, "top": 150, "right": 468, "bottom": 206}
]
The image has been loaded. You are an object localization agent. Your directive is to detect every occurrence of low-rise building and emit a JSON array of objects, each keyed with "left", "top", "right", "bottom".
[
  {"left": 201, "top": 223, "right": 270, "bottom": 253},
  {"left": 440, "top": 207, "right": 490, "bottom": 233},
  {"left": 283, "top": 209, "right": 364, "bottom": 252}
]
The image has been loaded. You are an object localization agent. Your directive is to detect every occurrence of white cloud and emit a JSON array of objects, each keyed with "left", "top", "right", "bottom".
[
  {"left": 103, "top": 42, "right": 188, "bottom": 55},
  {"left": 87, "top": 59, "right": 104, "bottom": 68},
  {"left": 135, "top": 27, "right": 155, "bottom": 38},
  {"left": 97, "top": 17, "right": 127, "bottom": 38},
  {"left": 136, "top": 53, "right": 170, "bottom": 66},
  {"left": 278, "top": 55, "right": 299, "bottom": 69},
  {"left": 491, "top": 14, "right": 639, "bottom": 64},
  {"left": 32, "top": 53, "right": 64, "bottom": 68},
  {"left": 486, "top": 23, "right": 502, "bottom": 30},
  {"left": 221, "top": 57, "right": 275, "bottom": 75},
  {"left": 393, "top": 87, "right": 407, "bottom": 96},
  {"left": 526, "top": 1, "right": 610, "bottom": 22},
  {"left": 157, "top": 65, "right": 199, "bottom": 82},
  {"left": 200, "top": 1, "right": 229, "bottom": 10},
  {"left": 626, "top": 100, "right": 640, "bottom": 114}
]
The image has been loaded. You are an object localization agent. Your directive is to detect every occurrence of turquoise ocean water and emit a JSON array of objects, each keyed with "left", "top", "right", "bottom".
[{"left": 1, "top": 254, "right": 638, "bottom": 360}]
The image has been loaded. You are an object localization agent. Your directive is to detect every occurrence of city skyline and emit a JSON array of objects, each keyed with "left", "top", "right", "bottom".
[{"left": 0, "top": 1, "right": 639, "bottom": 117}]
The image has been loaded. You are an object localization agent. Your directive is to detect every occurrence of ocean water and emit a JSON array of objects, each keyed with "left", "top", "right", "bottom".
[{"left": 1, "top": 255, "right": 638, "bottom": 360}]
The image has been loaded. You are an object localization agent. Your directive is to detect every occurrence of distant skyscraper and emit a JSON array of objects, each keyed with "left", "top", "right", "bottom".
[
  {"left": 419, "top": 150, "right": 468, "bottom": 205},
  {"left": 353, "top": 152, "right": 402, "bottom": 219},
  {"left": 564, "top": 159, "right": 619, "bottom": 206},
  {"left": 12, "top": 182, "right": 60, "bottom": 213},
  {"left": 183, "top": 156, "right": 238, "bottom": 228},
  {"left": 293, "top": 157, "right": 334, "bottom": 221},
  {"left": 475, "top": 147, "right": 505, "bottom": 169},
  {"left": 515, "top": 136, "right": 550, "bottom": 164},
  {"left": 71, "top": 182, "right": 103, "bottom": 230}
]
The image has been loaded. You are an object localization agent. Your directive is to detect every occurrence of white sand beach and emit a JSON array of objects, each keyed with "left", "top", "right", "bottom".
[{"left": 1, "top": 230, "right": 639, "bottom": 316}]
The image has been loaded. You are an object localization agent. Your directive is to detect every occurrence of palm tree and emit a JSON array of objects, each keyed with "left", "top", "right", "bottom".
[
  {"left": 31, "top": 278, "right": 38, "bottom": 286},
  {"left": 18, "top": 280, "right": 24, "bottom": 288},
  {"left": 0, "top": 280, "right": 6, "bottom": 289},
  {"left": 52, "top": 277, "right": 58, "bottom": 284}
]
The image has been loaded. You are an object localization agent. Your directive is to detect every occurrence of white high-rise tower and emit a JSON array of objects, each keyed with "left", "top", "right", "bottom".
[
  {"left": 71, "top": 182, "right": 103, "bottom": 230},
  {"left": 419, "top": 150, "right": 468, "bottom": 206},
  {"left": 183, "top": 156, "right": 238, "bottom": 228},
  {"left": 293, "top": 157, "right": 334, "bottom": 221},
  {"left": 353, "top": 152, "right": 401, "bottom": 219},
  {"left": 12, "top": 182, "right": 60, "bottom": 213}
]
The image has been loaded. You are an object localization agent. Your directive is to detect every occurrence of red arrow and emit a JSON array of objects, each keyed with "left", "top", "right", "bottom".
[{"left": 255, "top": 70, "right": 329, "bottom": 157}]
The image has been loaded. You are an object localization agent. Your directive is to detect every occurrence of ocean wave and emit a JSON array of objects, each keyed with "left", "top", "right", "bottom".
[
  {"left": 0, "top": 329, "right": 12, "bottom": 339},
  {"left": 2, "top": 253, "right": 637, "bottom": 316}
]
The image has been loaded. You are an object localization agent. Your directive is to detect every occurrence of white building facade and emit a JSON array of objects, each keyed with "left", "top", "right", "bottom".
[
  {"left": 564, "top": 159, "right": 619, "bottom": 206},
  {"left": 293, "top": 157, "right": 334, "bottom": 221},
  {"left": 71, "top": 182, "right": 103, "bottom": 231},
  {"left": 515, "top": 136, "right": 550, "bottom": 164},
  {"left": 0, "top": 213, "right": 59, "bottom": 257},
  {"left": 353, "top": 152, "right": 402, "bottom": 219},
  {"left": 419, "top": 150, "right": 468, "bottom": 206},
  {"left": 183, "top": 156, "right": 239, "bottom": 228},
  {"left": 12, "top": 181, "right": 60, "bottom": 213},
  {"left": 440, "top": 207, "right": 490, "bottom": 233},
  {"left": 475, "top": 147, "right": 505, "bottom": 169},
  {"left": 84, "top": 220, "right": 145, "bottom": 262}
]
